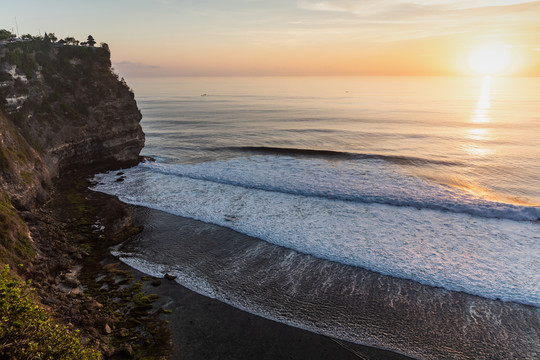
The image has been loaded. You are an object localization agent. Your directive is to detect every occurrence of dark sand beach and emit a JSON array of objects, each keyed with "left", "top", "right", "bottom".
[
  {"left": 139, "top": 266, "right": 414, "bottom": 360},
  {"left": 111, "top": 206, "right": 540, "bottom": 360}
]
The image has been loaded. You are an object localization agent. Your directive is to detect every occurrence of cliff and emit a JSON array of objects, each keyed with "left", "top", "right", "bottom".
[
  {"left": 0, "top": 41, "right": 144, "bottom": 209},
  {"left": 0, "top": 41, "right": 169, "bottom": 358}
]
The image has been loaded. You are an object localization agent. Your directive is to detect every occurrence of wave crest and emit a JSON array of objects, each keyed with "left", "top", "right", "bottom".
[{"left": 140, "top": 156, "right": 540, "bottom": 222}]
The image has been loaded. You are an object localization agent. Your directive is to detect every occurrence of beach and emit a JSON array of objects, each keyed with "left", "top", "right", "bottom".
[
  {"left": 112, "top": 205, "right": 540, "bottom": 359},
  {"left": 136, "top": 255, "right": 413, "bottom": 360}
]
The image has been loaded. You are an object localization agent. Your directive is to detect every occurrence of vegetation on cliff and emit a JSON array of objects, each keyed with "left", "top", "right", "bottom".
[
  {"left": 0, "top": 193, "right": 33, "bottom": 267},
  {"left": 0, "top": 265, "right": 100, "bottom": 359}
]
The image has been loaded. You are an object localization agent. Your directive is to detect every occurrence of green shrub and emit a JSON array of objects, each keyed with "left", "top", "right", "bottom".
[{"left": 0, "top": 265, "right": 101, "bottom": 360}]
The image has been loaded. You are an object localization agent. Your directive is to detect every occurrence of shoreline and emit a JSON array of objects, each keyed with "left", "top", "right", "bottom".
[
  {"left": 114, "top": 205, "right": 540, "bottom": 360},
  {"left": 130, "top": 255, "right": 413, "bottom": 360}
]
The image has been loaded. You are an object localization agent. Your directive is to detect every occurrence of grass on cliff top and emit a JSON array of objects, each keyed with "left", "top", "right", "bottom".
[{"left": 0, "top": 265, "right": 101, "bottom": 360}]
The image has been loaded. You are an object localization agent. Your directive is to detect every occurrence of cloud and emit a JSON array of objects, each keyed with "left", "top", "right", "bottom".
[
  {"left": 296, "top": 0, "right": 364, "bottom": 13},
  {"left": 294, "top": 0, "right": 540, "bottom": 42},
  {"left": 297, "top": 0, "right": 539, "bottom": 16},
  {"left": 296, "top": 0, "right": 540, "bottom": 21}
]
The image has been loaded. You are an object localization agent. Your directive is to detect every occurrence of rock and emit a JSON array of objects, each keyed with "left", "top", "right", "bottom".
[
  {"left": 69, "top": 286, "right": 83, "bottom": 296},
  {"left": 84, "top": 299, "right": 103, "bottom": 312},
  {"left": 89, "top": 327, "right": 100, "bottom": 338},
  {"left": 42, "top": 297, "right": 57, "bottom": 306},
  {"left": 103, "top": 348, "right": 115, "bottom": 357},
  {"left": 164, "top": 274, "right": 177, "bottom": 280},
  {"left": 140, "top": 155, "right": 156, "bottom": 163},
  {"left": 63, "top": 277, "right": 80, "bottom": 288},
  {"left": 115, "top": 343, "right": 134, "bottom": 357},
  {"left": 56, "top": 283, "right": 72, "bottom": 293},
  {"left": 151, "top": 279, "right": 162, "bottom": 287},
  {"left": 104, "top": 323, "right": 112, "bottom": 334}
]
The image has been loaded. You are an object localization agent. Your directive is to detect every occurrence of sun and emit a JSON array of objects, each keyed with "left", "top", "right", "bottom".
[{"left": 468, "top": 43, "right": 512, "bottom": 75}]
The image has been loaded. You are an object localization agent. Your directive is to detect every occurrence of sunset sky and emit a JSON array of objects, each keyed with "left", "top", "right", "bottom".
[{"left": 2, "top": 0, "right": 540, "bottom": 77}]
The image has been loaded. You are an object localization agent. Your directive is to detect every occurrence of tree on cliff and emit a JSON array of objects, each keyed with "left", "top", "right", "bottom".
[
  {"left": 65, "top": 36, "right": 77, "bottom": 45},
  {"left": 86, "top": 35, "right": 96, "bottom": 46},
  {"left": 100, "top": 42, "right": 110, "bottom": 54},
  {"left": 0, "top": 29, "right": 15, "bottom": 41},
  {"left": 43, "top": 32, "right": 58, "bottom": 43}
]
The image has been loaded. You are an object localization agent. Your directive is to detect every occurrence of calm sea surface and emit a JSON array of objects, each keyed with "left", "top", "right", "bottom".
[{"left": 92, "top": 76, "right": 540, "bottom": 358}]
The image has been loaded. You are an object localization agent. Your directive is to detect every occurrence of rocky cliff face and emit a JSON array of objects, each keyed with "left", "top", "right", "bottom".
[
  {"left": 0, "top": 42, "right": 169, "bottom": 357},
  {"left": 0, "top": 41, "right": 144, "bottom": 208}
]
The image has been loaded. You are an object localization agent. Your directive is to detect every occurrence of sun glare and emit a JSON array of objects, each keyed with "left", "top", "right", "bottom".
[{"left": 468, "top": 43, "right": 512, "bottom": 75}]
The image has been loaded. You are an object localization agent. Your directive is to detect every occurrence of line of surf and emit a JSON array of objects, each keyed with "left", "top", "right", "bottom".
[
  {"left": 226, "top": 146, "right": 463, "bottom": 166},
  {"left": 139, "top": 156, "right": 540, "bottom": 222}
]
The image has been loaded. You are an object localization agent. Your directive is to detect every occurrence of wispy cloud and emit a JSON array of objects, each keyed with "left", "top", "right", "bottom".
[
  {"left": 296, "top": 0, "right": 540, "bottom": 22},
  {"left": 297, "top": 0, "right": 539, "bottom": 16},
  {"left": 294, "top": 0, "right": 540, "bottom": 41}
]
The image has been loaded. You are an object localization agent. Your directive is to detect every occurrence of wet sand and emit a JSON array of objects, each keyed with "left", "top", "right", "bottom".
[
  {"left": 142, "top": 269, "right": 414, "bottom": 360},
  {"left": 116, "top": 206, "right": 539, "bottom": 360}
]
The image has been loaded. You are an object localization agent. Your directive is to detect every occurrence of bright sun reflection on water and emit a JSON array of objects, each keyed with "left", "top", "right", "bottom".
[
  {"left": 465, "top": 76, "right": 493, "bottom": 158},
  {"left": 472, "top": 76, "right": 491, "bottom": 124},
  {"left": 467, "top": 128, "right": 489, "bottom": 141}
]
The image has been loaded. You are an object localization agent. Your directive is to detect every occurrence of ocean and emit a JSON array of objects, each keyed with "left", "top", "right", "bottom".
[{"left": 92, "top": 76, "right": 540, "bottom": 358}]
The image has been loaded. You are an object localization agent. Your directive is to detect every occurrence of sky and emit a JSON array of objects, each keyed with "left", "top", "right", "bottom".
[{"left": 2, "top": 0, "right": 540, "bottom": 77}]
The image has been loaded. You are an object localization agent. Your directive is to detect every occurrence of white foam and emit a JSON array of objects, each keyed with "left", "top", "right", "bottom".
[
  {"left": 140, "top": 156, "right": 540, "bottom": 221},
  {"left": 114, "top": 256, "right": 220, "bottom": 299},
  {"left": 92, "top": 158, "right": 540, "bottom": 307}
]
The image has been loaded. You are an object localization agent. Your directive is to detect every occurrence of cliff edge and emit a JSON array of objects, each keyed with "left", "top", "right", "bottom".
[{"left": 0, "top": 40, "right": 144, "bottom": 209}]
